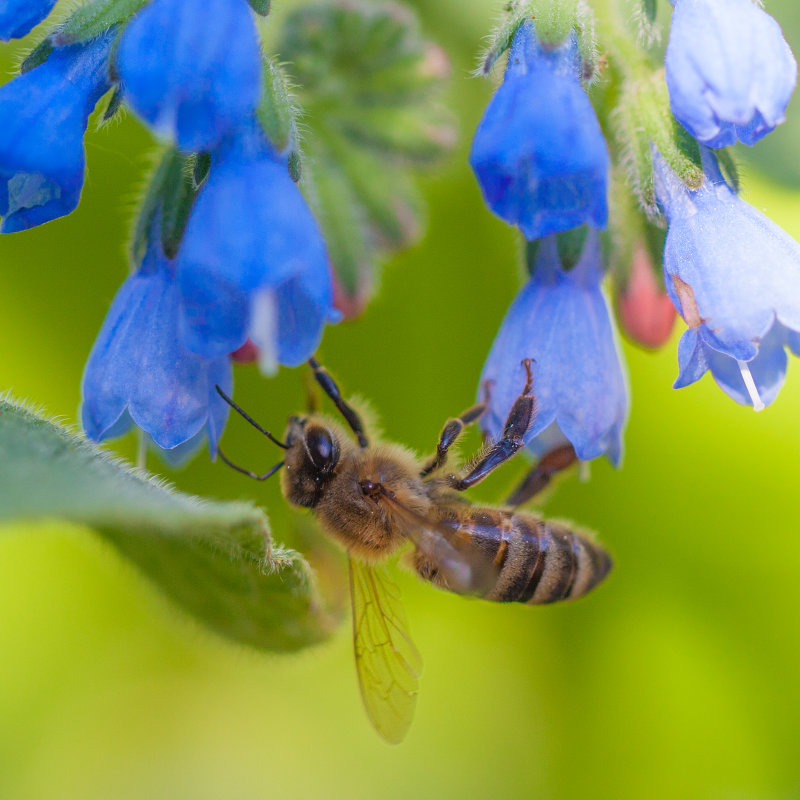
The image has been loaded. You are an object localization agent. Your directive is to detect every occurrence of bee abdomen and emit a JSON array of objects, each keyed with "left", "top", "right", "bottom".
[{"left": 486, "top": 514, "right": 612, "bottom": 605}]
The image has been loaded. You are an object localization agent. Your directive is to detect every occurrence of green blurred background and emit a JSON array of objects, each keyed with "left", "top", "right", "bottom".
[{"left": 3, "top": 1, "right": 800, "bottom": 798}]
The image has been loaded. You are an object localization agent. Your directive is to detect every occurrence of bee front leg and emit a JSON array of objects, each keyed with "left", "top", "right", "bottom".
[
  {"left": 449, "top": 360, "right": 536, "bottom": 492},
  {"left": 506, "top": 444, "right": 577, "bottom": 506}
]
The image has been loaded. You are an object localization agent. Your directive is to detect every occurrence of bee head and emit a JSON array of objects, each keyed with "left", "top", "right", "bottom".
[{"left": 281, "top": 415, "right": 342, "bottom": 508}]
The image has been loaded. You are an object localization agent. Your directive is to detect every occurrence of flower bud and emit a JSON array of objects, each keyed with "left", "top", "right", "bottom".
[{"left": 617, "top": 242, "right": 676, "bottom": 349}]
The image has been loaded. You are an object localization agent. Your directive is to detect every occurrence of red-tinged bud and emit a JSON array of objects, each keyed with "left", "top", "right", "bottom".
[
  {"left": 232, "top": 339, "right": 260, "bottom": 364},
  {"left": 617, "top": 243, "right": 677, "bottom": 349},
  {"left": 332, "top": 274, "right": 370, "bottom": 321}
]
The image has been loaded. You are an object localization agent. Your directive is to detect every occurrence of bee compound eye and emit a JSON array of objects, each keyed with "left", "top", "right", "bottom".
[{"left": 305, "top": 426, "right": 339, "bottom": 471}]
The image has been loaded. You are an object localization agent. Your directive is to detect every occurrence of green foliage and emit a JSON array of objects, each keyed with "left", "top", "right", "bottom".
[
  {"left": 131, "top": 147, "right": 197, "bottom": 262},
  {"left": 615, "top": 73, "right": 702, "bottom": 219},
  {"left": 247, "top": 0, "right": 271, "bottom": 16},
  {"left": 51, "top": 0, "right": 147, "bottom": 46},
  {"left": 257, "top": 56, "right": 301, "bottom": 166},
  {"left": 278, "top": 0, "right": 454, "bottom": 301},
  {"left": 0, "top": 398, "right": 337, "bottom": 652}
]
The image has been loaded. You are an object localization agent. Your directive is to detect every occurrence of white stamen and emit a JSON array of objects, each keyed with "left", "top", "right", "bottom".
[
  {"left": 578, "top": 460, "right": 591, "bottom": 482},
  {"left": 737, "top": 360, "right": 765, "bottom": 412},
  {"left": 251, "top": 289, "right": 279, "bottom": 377}
]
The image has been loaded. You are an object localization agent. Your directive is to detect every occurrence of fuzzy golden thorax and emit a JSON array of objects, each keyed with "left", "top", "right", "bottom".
[{"left": 280, "top": 415, "right": 431, "bottom": 562}]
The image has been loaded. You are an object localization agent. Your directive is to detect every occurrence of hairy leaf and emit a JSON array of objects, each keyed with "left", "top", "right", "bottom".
[
  {"left": 0, "top": 398, "right": 337, "bottom": 652},
  {"left": 279, "top": 0, "right": 453, "bottom": 308}
]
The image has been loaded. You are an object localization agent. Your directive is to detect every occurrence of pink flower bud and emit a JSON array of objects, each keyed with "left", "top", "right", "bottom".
[{"left": 618, "top": 243, "right": 676, "bottom": 349}]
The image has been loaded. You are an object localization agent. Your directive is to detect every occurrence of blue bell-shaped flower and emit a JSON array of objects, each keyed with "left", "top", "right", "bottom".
[
  {"left": 655, "top": 147, "right": 800, "bottom": 408},
  {"left": 0, "top": 0, "right": 57, "bottom": 40},
  {"left": 176, "top": 119, "right": 336, "bottom": 371},
  {"left": 116, "top": 0, "right": 262, "bottom": 152},
  {"left": 0, "top": 32, "right": 115, "bottom": 232},
  {"left": 470, "top": 20, "right": 609, "bottom": 240},
  {"left": 665, "top": 0, "right": 797, "bottom": 147},
  {"left": 480, "top": 230, "right": 628, "bottom": 464},
  {"left": 82, "top": 224, "right": 232, "bottom": 455}
]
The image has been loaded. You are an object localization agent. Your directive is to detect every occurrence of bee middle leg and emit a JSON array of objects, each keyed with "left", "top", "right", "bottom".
[
  {"left": 506, "top": 444, "right": 577, "bottom": 506},
  {"left": 420, "top": 401, "right": 487, "bottom": 478},
  {"left": 449, "top": 359, "right": 536, "bottom": 492}
]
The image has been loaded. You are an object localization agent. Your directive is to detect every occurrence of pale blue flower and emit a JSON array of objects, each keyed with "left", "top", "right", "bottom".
[
  {"left": 665, "top": 0, "right": 797, "bottom": 147},
  {"left": 82, "top": 230, "right": 231, "bottom": 455},
  {"left": 480, "top": 230, "right": 628, "bottom": 464},
  {"left": 655, "top": 147, "right": 800, "bottom": 408}
]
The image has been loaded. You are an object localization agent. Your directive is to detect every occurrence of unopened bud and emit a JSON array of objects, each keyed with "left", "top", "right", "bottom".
[
  {"left": 617, "top": 242, "right": 676, "bottom": 348},
  {"left": 232, "top": 339, "right": 260, "bottom": 364}
]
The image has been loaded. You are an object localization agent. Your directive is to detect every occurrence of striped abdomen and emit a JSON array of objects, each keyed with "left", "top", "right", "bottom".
[{"left": 412, "top": 506, "right": 612, "bottom": 604}]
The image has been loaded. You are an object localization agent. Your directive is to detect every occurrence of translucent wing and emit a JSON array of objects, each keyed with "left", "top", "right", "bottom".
[{"left": 349, "top": 558, "right": 422, "bottom": 744}]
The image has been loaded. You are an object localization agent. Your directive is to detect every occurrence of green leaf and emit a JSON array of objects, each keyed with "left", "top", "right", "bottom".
[
  {"left": 51, "top": 0, "right": 147, "bottom": 46},
  {"left": 0, "top": 398, "right": 338, "bottom": 652},
  {"left": 278, "top": 0, "right": 453, "bottom": 308}
]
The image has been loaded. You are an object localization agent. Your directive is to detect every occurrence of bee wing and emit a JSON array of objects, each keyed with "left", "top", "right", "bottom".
[
  {"left": 349, "top": 558, "right": 422, "bottom": 744},
  {"left": 376, "top": 487, "right": 497, "bottom": 596}
]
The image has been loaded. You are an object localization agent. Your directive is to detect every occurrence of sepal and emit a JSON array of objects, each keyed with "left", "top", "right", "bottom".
[
  {"left": 615, "top": 72, "right": 702, "bottom": 219},
  {"left": 51, "top": 0, "right": 147, "bottom": 46},
  {"left": 247, "top": 0, "right": 271, "bottom": 15}
]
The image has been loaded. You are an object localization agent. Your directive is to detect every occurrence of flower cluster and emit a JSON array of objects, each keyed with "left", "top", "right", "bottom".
[
  {"left": 471, "top": 0, "right": 800, "bottom": 476},
  {"left": 0, "top": 0, "right": 337, "bottom": 458}
]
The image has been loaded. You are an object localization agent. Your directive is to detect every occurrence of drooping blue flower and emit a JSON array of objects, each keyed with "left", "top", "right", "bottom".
[
  {"left": 479, "top": 230, "right": 628, "bottom": 465},
  {"left": 82, "top": 229, "right": 232, "bottom": 455},
  {"left": 0, "top": 32, "right": 115, "bottom": 233},
  {"left": 0, "top": 0, "right": 57, "bottom": 40},
  {"left": 470, "top": 20, "right": 609, "bottom": 240},
  {"left": 665, "top": 0, "right": 797, "bottom": 148},
  {"left": 116, "top": 0, "right": 262, "bottom": 152},
  {"left": 654, "top": 147, "right": 800, "bottom": 409},
  {"left": 176, "top": 119, "right": 336, "bottom": 369}
]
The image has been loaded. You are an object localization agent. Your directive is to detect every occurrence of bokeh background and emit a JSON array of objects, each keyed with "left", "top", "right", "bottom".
[{"left": 2, "top": 1, "right": 800, "bottom": 798}]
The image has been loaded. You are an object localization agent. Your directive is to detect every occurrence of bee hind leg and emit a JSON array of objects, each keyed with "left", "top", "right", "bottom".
[{"left": 506, "top": 444, "right": 577, "bottom": 506}]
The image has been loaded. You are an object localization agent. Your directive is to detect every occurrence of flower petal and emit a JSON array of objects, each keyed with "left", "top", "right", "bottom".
[
  {"left": 116, "top": 0, "right": 261, "bottom": 151},
  {"left": 0, "top": 33, "right": 115, "bottom": 232}
]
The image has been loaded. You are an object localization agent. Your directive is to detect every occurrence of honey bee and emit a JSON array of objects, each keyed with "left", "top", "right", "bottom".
[{"left": 215, "top": 357, "right": 612, "bottom": 743}]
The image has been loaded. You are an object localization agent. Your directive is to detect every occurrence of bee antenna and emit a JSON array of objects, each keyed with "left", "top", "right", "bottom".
[
  {"left": 217, "top": 447, "right": 285, "bottom": 481},
  {"left": 215, "top": 385, "right": 289, "bottom": 449}
]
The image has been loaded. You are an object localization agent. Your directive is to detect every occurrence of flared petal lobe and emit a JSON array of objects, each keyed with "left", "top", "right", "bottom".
[
  {"left": 480, "top": 232, "right": 628, "bottom": 465},
  {"left": 117, "top": 0, "right": 262, "bottom": 152},
  {"left": 655, "top": 148, "right": 800, "bottom": 407},
  {"left": 675, "top": 325, "right": 789, "bottom": 409},
  {"left": 470, "top": 21, "right": 609, "bottom": 240},
  {"left": 177, "top": 122, "right": 335, "bottom": 363},
  {"left": 0, "top": 32, "right": 115, "bottom": 232},
  {"left": 0, "top": 0, "right": 57, "bottom": 40},
  {"left": 82, "top": 244, "right": 231, "bottom": 455},
  {"left": 655, "top": 146, "right": 800, "bottom": 346},
  {"left": 665, "top": 0, "right": 796, "bottom": 147}
]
